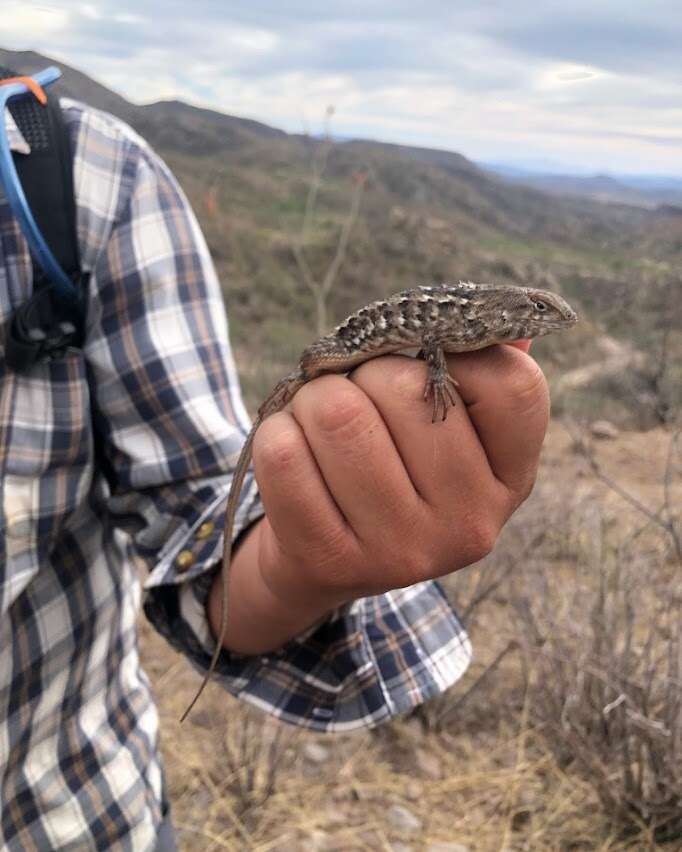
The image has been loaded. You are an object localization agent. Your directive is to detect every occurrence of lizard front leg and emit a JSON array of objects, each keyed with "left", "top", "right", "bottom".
[{"left": 420, "top": 340, "right": 459, "bottom": 422}]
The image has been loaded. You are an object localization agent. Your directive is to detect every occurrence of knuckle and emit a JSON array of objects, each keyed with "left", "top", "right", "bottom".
[
  {"left": 388, "top": 532, "right": 439, "bottom": 585},
  {"left": 381, "top": 547, "right": 432, "bottom": 587},
  {"left": 461, "top": 517, "right": 499, "bottom": 565},
  {"left": 311, "top": 382, "right": 370, "bottom": 439},
  {"left": 353, "top": 355, "right": 430, "bottom": 418},
  {"left": 253, "top": 418, "right": 305, "bottom": 477},
  {"left": 492, "top": 472, "right": 532, "bottom": 518},
  {"left": 513, "top": 471, "right": 538, "bottom": 506},
  {"left": 404, "top": 549, "right": 435, "bottom": 583},
  {"left": 310, "top": 544, "right": 357, "bottom": 589},
  {"left": 501, "top": 353, "right": 549, "bottom": 413},
  {"left": 385, "top": 357, "right": 425, "bottom": 400},
  {"left": 379, "top": 513, "right": 431, "bottom": 574}
]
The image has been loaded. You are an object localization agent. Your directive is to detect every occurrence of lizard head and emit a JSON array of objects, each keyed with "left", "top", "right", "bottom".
[
  {"left": 490, "top": 285, "right": 578, "bottom": 341},
  {"left": 520, "top": 287, "right": 579, "bottom": 337}
]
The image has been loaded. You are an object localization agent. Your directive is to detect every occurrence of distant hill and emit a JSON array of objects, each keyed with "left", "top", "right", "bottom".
[
  {"left": 481, "top": 161, "right": 682, "bottom": 210},
  {"left": 0, "top": 47, "right": 652, "bottom": 242},
  {"left": 0, "top": 48, "right": 136, "bottom": 123},
  {"left": 0, "top": 47, "right": 289, "bottom": 155}
]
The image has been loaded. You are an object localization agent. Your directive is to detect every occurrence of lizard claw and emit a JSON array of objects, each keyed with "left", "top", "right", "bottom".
[
  {"left": 421, "top": 342, "right": 459, "bottom": 423},
  {"left": 424, "top": 371, "right": 459, "bottom": 422}
]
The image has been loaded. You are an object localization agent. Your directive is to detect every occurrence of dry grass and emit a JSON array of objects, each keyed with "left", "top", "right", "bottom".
[{"left": 138, "top": 422, "right": 682, "bottom": 851}]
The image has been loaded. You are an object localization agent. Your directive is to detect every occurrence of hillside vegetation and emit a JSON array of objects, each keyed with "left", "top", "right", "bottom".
[{"left": 3, "top": 48, "right": 680, "bottom": 426}]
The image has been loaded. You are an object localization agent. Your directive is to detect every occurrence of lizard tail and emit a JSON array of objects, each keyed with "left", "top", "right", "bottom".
[
  {"left": 258, "top": 369, "right": 306, "bottom": 418},
  {"left": 179, "top": 417, "right": 262, "bottom": 723}
]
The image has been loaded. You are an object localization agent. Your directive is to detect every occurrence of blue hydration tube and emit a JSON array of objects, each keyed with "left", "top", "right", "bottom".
[{"left": 0, "top": 66, "right": 78, "bottom": 303}]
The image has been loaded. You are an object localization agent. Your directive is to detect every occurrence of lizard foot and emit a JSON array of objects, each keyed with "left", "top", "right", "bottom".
[
  {"left": 421, "top": 343, "right": 459, "bottom": 422},
  {"left": 423, "top": 367, "right": 459, "bottom": 422}
]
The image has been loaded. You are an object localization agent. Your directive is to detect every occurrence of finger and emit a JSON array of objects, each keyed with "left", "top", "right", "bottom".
[
  {"left": 290, "top": 374, "right": 422, "bottom": 543},
  {"left": 447, "top": 344, "right": 549, "bottom": 504},
  {"left": 350, "top": 355, "right": 501, "bottom": 509},
  {"left": 252, "top": 411, "right": 356, "bottom": 562}
]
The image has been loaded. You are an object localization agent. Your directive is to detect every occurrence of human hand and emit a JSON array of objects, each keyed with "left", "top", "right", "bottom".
[{"left": 209, "top": 341, "right": 548, "bottom": 653}]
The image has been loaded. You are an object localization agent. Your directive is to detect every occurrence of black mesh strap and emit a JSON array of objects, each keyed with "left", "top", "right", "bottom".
[{"left": 0, "top": 66, "right": 86, "bottom": 370}]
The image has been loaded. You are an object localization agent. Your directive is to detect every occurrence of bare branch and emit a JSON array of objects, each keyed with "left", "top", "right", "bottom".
[
  {"left": 287, "top": 105, "right": 368, "bottom": 335},
  {"left": 320, "top": 174, "right": 366, "bottom": 301},
  {"left": 434, "top": 640, "right": 521, "bottom": 728},
  {"left": 301, "top": 117, "right": 333, "bottom": 242},
  {"left": 563, "top": 420, "right": 681, "bottom": 561},
  {"left": 663, "top": 428, "right": 682, "bottom": 565},
  {"left": 291, "top": 239, "right": 318, "bottom": 296}
]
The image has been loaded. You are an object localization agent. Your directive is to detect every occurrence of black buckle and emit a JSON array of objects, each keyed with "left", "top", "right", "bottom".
[{"left": 5, "top": 278, "right": 84, "bottom": 372}]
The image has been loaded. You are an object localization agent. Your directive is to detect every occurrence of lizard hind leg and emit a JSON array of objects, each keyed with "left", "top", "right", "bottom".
[{"left": 421, "top": 343, "right": 459, "bottom": 423}]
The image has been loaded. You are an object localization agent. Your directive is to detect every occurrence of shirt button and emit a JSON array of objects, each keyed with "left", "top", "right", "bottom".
[
  {"left": 176, "top": 550, "right": 195, "bottom": 572},
  {"left": 196, "top": 521, "right": 215, "bottom": 540}
]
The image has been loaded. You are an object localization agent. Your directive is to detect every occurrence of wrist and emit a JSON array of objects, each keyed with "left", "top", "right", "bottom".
[{"left": 207, "top": 518, "right": 339, "bottom": 655}]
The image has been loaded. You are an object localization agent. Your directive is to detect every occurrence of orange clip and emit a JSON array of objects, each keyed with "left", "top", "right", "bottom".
[{"left": 0, "top": 76, "right": 47, "bottom": 105}]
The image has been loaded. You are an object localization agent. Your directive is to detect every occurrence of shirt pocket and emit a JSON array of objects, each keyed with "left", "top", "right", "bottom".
[{"left": 2, "top": 351, "right": 94, "bottom": 550}]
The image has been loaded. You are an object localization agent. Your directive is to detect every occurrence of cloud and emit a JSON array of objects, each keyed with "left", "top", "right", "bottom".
[
  {"left": 479, "top": 4, "right": 682, "bottom": 80},
  {"left": 4, "top": 1, "right": 682, "bottom": 174},
  {"left": 3, "top": 2, "right": 69, "bottom": 36}
]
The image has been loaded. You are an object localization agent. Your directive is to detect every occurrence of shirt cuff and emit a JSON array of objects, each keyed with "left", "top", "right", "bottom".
[
  {"left": 143, "top": 468, "right": 263, "bottom": 591},
  {"left": 148, "top": 553, "right": 472, "bottom": 733},
  {"left": 142, "top": 468, "right": 265, "bottom": 662}
]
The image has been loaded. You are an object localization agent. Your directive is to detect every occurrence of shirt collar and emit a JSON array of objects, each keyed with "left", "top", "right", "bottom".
[{"left": 4, "top": 107, "right": 31, "bottom": 155}]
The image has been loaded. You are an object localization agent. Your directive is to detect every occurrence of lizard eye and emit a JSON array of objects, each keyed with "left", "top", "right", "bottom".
[{"left": 533, "top": 299, "right": 547, "bottom": 312}]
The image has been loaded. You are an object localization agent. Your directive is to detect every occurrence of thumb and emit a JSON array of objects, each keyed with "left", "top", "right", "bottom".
[{"left": 508, "top": 339, "right": 532, "bottom": 354}]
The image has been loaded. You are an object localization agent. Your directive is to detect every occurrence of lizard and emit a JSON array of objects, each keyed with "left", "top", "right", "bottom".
[{"left": 180, "top": 281, "right": 578, "bottom": 722}]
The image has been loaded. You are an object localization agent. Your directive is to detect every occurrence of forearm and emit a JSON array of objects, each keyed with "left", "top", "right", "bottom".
[{"left": 207, "top": 517, "right": 336, "bottom": 655}]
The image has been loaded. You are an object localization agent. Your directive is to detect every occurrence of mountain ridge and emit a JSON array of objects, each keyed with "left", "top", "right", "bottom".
[
  {"left": 482, "top": 162, "right": 682, "bottom": 209},
  {"left": 0, "top": 47, "right": 623, "bottom": 217},
  {"left": 4, "top": 47, "right": 670, "bottom": 223}
]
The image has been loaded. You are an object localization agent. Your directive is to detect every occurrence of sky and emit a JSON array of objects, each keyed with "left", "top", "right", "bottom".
[{"left": 4, "top": 1, "right": 682, "bottom": 176}]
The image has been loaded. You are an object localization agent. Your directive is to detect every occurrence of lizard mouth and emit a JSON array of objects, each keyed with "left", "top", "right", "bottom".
[
  {"left": 548, "top": 312, "right": 579, "bottom": 328},
  {"left": 535, "top": 316, "right": 578, "bottom": 335}
]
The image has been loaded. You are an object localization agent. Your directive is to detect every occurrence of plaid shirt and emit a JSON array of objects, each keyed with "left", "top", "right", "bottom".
[{"left": 0, "top": 99, "right": 471, "bottom": 850}]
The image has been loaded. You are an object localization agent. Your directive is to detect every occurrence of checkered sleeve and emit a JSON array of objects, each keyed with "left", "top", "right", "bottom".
[{"left": 84, "top": 121, "right": 471, "bottom": 731}]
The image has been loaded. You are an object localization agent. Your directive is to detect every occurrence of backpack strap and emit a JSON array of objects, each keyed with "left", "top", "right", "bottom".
[{"left": 0, "top": 66, "right": 86, "bottom": 371}]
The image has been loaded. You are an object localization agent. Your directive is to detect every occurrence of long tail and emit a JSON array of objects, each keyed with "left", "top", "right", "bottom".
[
  {"left": 179, "top": 370, "right": 306, "bottom": 722},
  {"left": 179, "top": 418, "right": 261, "bottom": 722}
]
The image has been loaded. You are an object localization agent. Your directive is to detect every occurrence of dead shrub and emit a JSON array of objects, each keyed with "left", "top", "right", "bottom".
[{"left": 516, "top": 500, "right": 682, "bottom": 843}]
